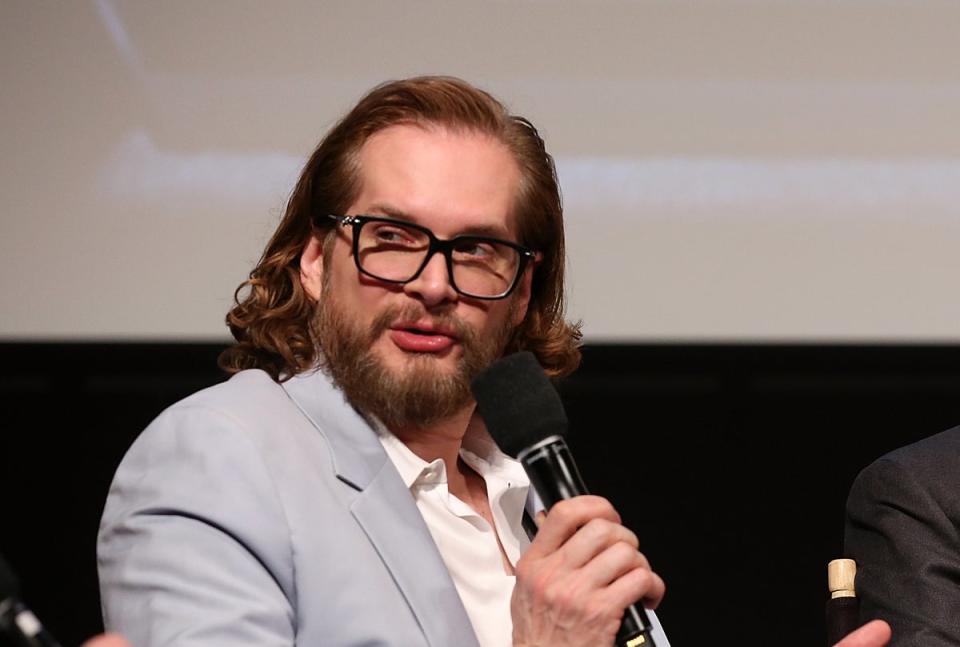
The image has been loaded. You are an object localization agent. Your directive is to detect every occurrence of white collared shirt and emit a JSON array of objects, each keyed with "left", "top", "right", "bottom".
[{"left": 378, "top": 426, "right": 531, "bottom": 647}]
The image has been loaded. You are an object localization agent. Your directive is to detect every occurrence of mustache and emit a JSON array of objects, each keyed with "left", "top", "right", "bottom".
[{"left": 369, "top": 304, "right": 473, "bottom": 342}]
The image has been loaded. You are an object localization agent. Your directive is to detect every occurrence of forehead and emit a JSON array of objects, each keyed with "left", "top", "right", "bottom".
[{"left": 350, "top": 124, "right": 522, "bottom": 238}]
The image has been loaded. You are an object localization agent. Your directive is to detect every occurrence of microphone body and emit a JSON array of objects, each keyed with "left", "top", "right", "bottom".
[{"left": 518, "top": 436, "right": 655, "bottom": 647}]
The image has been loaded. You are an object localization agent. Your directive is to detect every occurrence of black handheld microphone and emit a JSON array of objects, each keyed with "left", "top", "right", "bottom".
[
  {"left": 471, "top": 351, "right": 657, "bottom": 647},
  {"left": 0, "top": 553, "right": 63, "bottom": 647}
]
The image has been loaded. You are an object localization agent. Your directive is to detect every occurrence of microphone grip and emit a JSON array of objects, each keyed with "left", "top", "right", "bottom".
[{"left": 520, "top": 439, "right": 657, "bottom": 647}]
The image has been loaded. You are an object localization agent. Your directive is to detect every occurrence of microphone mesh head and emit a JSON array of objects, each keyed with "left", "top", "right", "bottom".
[
  {"left": 0, "top": 552, "right": 21, "bottom": 600},
  {"left": 470, "top": 351, "right": 568, "bottom": 458}
]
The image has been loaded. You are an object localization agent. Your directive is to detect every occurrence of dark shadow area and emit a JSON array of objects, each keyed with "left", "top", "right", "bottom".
[{"left": 2, "top": 342, "right": 959, "bottom": 646}]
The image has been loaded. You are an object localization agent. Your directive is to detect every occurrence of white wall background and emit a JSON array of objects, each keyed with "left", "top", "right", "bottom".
[{"left": 3, "top": 0, "right": 959, "bottom": 342}]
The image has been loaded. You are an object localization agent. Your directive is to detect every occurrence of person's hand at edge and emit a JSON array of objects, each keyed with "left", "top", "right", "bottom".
[
  {"left": 81, "top": 633, "right": 132, "bottom": 647},
  {"left": 834, "top": 620, "right": 891, "bottom": 647}
]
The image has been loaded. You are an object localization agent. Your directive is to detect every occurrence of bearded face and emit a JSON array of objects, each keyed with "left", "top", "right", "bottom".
[
  {"left": 312, "top": 270, "right": 518, "bottom": 431},
  {"left": 300, "top": 126, "right": 534, "bottom": 430}
]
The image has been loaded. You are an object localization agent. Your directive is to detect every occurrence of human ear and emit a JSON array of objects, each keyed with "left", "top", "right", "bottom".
[{"left": 299, "top": 235, "right": 325, "bottom": 300}]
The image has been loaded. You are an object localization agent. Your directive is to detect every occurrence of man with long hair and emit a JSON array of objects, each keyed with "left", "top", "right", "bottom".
[
  {"left": 96, "top": 76, "right": 666, "bottom": 647},
  {"left": 95, "top": 76, "right": 896, "bottom": 647}
]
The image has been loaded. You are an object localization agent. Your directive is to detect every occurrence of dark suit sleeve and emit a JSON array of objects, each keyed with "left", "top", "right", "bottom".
[{"left": 845, "top": 442, "right": 960, "bottom": 647}]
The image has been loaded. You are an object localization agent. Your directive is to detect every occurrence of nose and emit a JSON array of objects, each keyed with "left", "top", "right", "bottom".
[{"left": 402, "top": 250, "right": 458, "bottom": 307}]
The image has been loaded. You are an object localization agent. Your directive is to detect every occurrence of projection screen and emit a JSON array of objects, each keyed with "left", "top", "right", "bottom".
[{"left": 3, "top": 0, "right": 959, "bottom": 342}]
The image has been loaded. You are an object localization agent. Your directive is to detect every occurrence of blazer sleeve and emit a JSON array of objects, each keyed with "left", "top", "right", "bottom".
[
  {"left": 844, "top": 452, "right": 960, "bottom": 647},
  {"left": 97, "top": 403, "right": 297, "bottom": 647}
]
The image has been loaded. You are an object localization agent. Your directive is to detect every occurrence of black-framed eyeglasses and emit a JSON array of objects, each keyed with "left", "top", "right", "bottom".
[{"left": 320, "top": 214, "right": 536, "bottom": 300}]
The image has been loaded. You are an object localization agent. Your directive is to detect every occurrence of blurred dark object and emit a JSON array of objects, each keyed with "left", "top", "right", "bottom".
[
  {"left": 825, "top": 559, "right": 859, "bottom": 646},
  {"left": 1, "top": 551, "right": 63, "bottom": 647}
]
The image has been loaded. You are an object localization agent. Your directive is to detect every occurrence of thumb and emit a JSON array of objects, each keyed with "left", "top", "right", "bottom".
[{"left": 833, "top": 620, "right": 891, "bottom": 647}]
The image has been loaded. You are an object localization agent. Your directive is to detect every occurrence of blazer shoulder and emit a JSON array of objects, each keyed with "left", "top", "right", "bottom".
[
  {"left": 881, "top": 425, "right": 960, "bottom": 466},
  {"left": 119, "top": 368, "right": 339, "bottom": 482},
  {"left": 150, "top": 369, "right": 301, "bottom": 435},
  {"left": 855, "top": 425, "right": 960, "bottom": 484},
  {"left": 848, "top": 425, "right": 960, "bottom": 527},
  {"left": 174, "top": 368, "right": 288, "bottom": 413}
]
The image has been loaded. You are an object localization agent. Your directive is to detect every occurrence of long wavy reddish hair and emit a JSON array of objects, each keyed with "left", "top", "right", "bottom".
[{"left": 219, "top": 76, "right": 581, "bottom": 381}]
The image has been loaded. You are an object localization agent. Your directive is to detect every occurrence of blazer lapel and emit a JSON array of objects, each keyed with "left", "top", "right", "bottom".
[
  {"left": 352, "top": 462, "right": 480, "bottom": 647},
  {"left": 282, "top": 369, "right": 480, "bottom": 647}
]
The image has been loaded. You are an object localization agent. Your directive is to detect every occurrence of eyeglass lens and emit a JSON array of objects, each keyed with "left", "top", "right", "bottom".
[{"left": 356, "top": 219, "right": 520, "bottom": 297}]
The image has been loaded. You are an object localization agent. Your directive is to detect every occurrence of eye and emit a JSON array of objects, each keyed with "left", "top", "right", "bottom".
[
  {"left": 453, "top": 238, "right": 511, "bottom": 265},
  {"left": 452, "top": 239, "right": 495, "bottom": 258},
  {"left": 370, "top": 224, "right": 418, "bottom": 246}
]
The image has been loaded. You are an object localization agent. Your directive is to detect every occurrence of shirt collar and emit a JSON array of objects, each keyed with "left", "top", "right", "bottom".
[
  {"left": 376, "top": 423, "right": 443, "bottom": 489},
  {"left": 374, "top": 419, "right": 529, "bottom": 492}
]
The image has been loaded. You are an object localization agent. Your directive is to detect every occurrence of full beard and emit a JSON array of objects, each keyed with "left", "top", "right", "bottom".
[{"left": 312, "top": 282, "right": 517, "bottom": 431}]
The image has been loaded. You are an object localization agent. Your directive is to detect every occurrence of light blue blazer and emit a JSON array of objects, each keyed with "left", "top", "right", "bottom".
[{"left": 98, "top": 368, "right": 481, "bottom": 646}]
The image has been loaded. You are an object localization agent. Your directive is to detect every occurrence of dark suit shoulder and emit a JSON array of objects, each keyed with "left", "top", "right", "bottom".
[
  {"left": 845, "top": 425, "right": 960, "bottom": 646},
  {"left": 874, "top": 425, "right": 960, "bottom": 472},
  {"left": 851, "top": 426, "right": 960, "bottom": 523}
]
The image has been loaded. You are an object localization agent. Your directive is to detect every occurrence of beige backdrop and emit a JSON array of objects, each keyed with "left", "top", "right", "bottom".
[{"left": 3, "top": 0, "right": 959, "bottom": 341}]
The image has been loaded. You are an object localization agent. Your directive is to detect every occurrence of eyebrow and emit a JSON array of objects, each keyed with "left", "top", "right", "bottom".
[{"left": 365, "top": 204, "right": 515, "bottom": 240}]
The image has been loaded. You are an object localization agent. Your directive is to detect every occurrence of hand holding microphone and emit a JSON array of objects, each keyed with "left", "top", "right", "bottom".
[
  {"left": 508, "top": 495, "right": 664, "bottom": 647},
  {"left": 472, "top": 352, "right": 664, "bottom": 647}
]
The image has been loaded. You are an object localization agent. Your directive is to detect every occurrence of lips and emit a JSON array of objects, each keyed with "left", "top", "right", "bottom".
[{"left": 388, "top": 320, "right": 460, "bottom": 353}]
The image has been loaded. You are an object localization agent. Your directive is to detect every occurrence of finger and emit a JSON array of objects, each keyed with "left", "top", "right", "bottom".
[
  {"left": 834, "top": 620, "right": 891, "bottom": 647},
  {"left": 559, "top": 518, "right": 640, "bottom": 570},
  {"left": 580, "top": 541, "right": 649, "bottom": 589},
  {"left": 603, "top": 564, "right": 666, "bottom": 612},
  {"left": 526, "top": 496, "right": 620, "bottom": 557}
]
